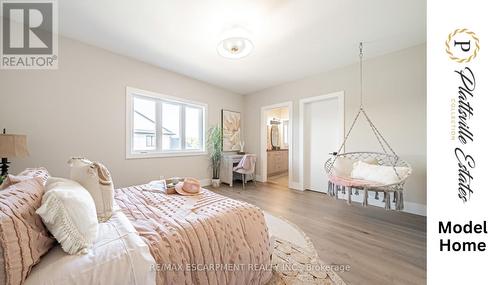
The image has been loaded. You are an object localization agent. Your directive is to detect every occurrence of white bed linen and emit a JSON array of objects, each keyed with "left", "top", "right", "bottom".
[{"left": 25, "top": 211, "right": 156, "bottom": 285}]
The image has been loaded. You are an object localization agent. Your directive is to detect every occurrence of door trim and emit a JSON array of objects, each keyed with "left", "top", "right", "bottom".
[
  {"left": 260, "top": 101, "right": 293, "bottom": 188},
  {"left": 299, "top": 91, "right": 345, "bottom": 191}
]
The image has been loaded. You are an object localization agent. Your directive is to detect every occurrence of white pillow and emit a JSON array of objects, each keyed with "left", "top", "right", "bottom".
[
  {"left": 36, "top": 177, "right": 98, "bottom": 255},
  {"left": 332, "top": 157, "right": 378, "bottom": 177},
  {"left": 351, "top": 161, "right": 410, "bottom": 185},
  {"left": 332, "top": 157, "right": 355, "bottom": 177},
  {"left": 68, "top": 158, "right": 114, "bottom": 222}
]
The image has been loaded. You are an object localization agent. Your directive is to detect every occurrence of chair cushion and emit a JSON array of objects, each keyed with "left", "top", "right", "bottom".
[
  {"left": 351, "top": 161, "right": 410, "bottom": 185},
  {"left": 331, "top": 157, "right": 377, "bottom": 178}
]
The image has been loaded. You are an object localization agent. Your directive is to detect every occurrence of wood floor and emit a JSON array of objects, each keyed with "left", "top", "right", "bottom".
[
  {"left": 267, "top": 173, "right": 289, "bottom": 187},
  {"left": 210, "top": 182, "right": 426, "bottom": 285}
]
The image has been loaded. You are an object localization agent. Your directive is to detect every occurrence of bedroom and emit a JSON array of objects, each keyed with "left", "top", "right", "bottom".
[{"left": 0, "top": 1, "right": 426, "bottom": 285}]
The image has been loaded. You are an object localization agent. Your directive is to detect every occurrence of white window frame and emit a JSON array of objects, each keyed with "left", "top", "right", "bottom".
[{"left": 126, "top": 87, "right": 207, "bottom": 159}]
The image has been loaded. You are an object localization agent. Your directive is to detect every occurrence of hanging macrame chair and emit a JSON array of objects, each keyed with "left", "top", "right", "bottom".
[{"left": 324, "top": 42, "right": 412, "bottom": 210}]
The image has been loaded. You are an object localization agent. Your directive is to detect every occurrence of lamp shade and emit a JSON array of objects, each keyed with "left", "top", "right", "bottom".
[{"left": 0, "top": 134, "right": 29, "bottom": 157}]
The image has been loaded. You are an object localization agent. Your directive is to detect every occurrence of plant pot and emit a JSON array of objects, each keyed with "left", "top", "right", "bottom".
[{"left": 211, "top": 179, "right": 221, "bottom": 188}]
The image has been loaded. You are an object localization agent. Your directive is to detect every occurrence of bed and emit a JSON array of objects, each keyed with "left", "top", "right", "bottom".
[{"left": 25, "top": 185, "right": 273, "bottom": 285}]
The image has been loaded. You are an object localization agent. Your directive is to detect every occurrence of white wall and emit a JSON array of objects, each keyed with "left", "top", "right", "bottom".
[
  {"left": 0, "top": 37, "right": 243, "bottom": 188},
  {"left": 243, "top": 44, "right": 427, "bottom": 208}
]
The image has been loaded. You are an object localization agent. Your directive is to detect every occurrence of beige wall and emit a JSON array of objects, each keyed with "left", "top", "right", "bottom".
[
  {"left": 0, "top": 39, "right": 426, "bottom": 207},
  {"left": 243, "top": 44, "right": 426, "bottom": 206},
  {"left": 0, "top": 37, "right": 243, "bottom": 188}
]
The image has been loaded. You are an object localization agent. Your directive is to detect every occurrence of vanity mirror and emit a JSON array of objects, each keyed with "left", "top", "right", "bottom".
[
  {"left": 271, "top": 125, "right": 280, "bottom": 150},
  {"left": 270, "top": 119, "right": 281, "bottom": 150}
]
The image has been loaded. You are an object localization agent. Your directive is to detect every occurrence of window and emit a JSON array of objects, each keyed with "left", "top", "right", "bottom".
[{"left": 126, "top": 87, "right": 206, "bottom": 158}]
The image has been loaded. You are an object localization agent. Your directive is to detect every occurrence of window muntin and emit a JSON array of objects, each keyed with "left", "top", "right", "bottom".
[
  {"left": 133, "top": 97, "right": 157, "bottom": 151},
  {"left": 127, "top": 88, "right": 206, "bottom": 158}
]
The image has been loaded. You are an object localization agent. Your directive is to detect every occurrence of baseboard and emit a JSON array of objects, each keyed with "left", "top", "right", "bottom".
[
  {"left": 334, "top": 190, "right": 427, "bottom": 216},
  {"left": 403, "top": 201, "right": 427, "bottom": 216},
  {"left": 256, "top": 175, "right": 265, "bottom": 182},
  {"left": 288, "top": 181, "right": 304, "bottom": 191}
]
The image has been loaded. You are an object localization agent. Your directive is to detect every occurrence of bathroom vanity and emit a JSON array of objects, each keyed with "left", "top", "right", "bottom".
[{"left": 267, "top": 149, "right": 289, "bottom": 176}]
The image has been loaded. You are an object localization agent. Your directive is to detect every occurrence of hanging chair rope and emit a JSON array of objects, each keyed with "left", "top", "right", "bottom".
[
  {"left": 329, "top": 42, "right": 401, "bottom": 179},
  {"left": 359, "top": 42, "right": 364, "bottom": 108},
  {"left": 324, "top": 42, "right": 412, "bottom": 211}
]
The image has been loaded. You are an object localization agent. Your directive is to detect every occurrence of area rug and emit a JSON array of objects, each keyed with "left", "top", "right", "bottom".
[{"left": 264, "top": 213, "right": 346, "bottom": 285}]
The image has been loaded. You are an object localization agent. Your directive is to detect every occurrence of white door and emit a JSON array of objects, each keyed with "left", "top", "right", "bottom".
[{"left": 304, "top": 98, "right": 340, "bottom": 193}]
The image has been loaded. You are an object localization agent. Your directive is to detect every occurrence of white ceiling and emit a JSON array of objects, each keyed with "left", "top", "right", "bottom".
[{"left": 59, "top": 0, "right": 426, "bottom": 94}]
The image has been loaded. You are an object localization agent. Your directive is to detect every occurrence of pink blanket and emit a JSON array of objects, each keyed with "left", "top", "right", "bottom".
[{"left": 115, "top": 186, "right": 272, "bottom": 285}]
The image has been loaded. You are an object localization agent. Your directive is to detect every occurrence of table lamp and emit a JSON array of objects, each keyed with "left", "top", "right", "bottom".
[{"left": 0, "top": 129, "right": 29, "bottom": 176}]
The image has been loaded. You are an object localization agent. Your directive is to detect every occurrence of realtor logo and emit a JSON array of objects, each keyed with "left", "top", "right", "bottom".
[
  {"left": 445, "top": 28, "right": 479, "bottom": 63},
  {"left": 1, "top": 0, "right": 58, "bottom": 69}
]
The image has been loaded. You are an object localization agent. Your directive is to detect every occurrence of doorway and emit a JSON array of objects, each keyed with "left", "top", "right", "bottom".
[
  {"left": 260, "top": 102, "right": 293, "bottom": 188},
  {"left": 299, "top": 92, "right": 344, "bottom": 193}
]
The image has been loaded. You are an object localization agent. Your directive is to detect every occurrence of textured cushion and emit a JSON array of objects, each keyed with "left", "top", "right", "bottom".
[
  {"left": 68, "top": 158, "right": 114, "bottom": 222},
  {"left": 36, "top": 178, "right": 98, "bottom": 255},
  {"left": 0, "top": 178, "right": 55, "bottom": 285},
  {"left": 332, "top": 157, "right": 355, "bottom": 177},
  {"left": 332, "top": 157, "right": 378, "bottom": 178},
  {"left": 0, "top": 175, "right": 32, "bottom": 190},
  {"left": 0, "top": 167, "right": 50, "bottom": 190},
  {"left": 351, "top": 161, "right": 410, "bottom": 185},
  {"left": 17, "top": 167, "right": 50, "bottom": 184}
]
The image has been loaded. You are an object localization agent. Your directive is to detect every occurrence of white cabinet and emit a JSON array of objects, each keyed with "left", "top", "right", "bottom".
[{"left": 220, "top": 154, "right": 244, "bottom": 187}]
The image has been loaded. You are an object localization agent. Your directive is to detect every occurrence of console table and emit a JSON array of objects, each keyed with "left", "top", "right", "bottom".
[{"left": 220, "top": 153, "right": 254, "bottom": 187}]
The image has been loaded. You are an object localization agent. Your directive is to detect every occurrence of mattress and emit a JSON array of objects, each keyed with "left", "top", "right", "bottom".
[{"left": 24, "top": 211, "right": 156, "bottom": 285}]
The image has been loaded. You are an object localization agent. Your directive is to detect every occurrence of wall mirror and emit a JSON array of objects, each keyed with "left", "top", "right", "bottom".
[{"left": 271, "top": 125, "right": 280, "bottom": 150}]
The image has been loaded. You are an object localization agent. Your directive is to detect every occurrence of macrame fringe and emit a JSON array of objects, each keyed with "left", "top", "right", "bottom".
[
  {"left": 363, "top": 188, "right": 368, "bottom": 206},
  {"left": 327, "top": 181, "right": 334, "bottom": 197},
  {"left": 395, "top": 191, "right": 404, "bottom": 210},
  {"left": 36, "top": 195, "right": 93, "bottom": 255},
  {"left": 327, "top": 181, "right": 405, "bottom": 211},
  {"left": 384, "top": 192, "right": 391, "bottom": 210}
]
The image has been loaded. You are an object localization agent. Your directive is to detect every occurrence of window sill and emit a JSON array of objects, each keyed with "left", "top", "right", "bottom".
[{"left": 126, "top": 150, "right": 207, "bottom": 160}]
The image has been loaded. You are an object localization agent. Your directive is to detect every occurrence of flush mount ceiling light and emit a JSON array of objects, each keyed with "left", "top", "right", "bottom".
[{"left": 217, "top": 37, "right": 254, "bottom": 59}]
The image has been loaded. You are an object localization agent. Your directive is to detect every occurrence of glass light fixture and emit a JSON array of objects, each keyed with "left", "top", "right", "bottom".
[{"left": 217, "top": 37, "right": 254, "bottom": 59}]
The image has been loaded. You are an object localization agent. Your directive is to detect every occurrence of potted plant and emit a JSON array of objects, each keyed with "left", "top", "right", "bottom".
[{"left": 207, "top": 125, "right": 222, "bottom": 188}]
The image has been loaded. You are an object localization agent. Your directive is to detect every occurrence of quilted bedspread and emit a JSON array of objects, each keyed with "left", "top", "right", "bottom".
[{"left": 114, "top": 185, "right": 272, "bottom": 285}]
